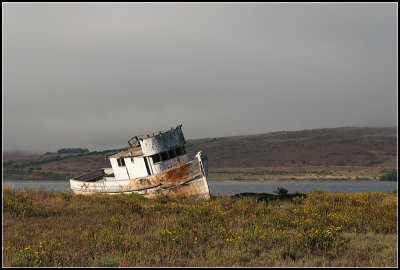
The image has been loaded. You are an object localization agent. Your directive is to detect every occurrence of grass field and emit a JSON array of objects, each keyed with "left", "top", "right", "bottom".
[{"left": 3, "top": 188, "right": 397, "bottom": 267}]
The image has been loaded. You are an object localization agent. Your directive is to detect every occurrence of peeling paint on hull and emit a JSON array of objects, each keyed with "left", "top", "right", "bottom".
[{"left": 70, "top": 156, "right": 210, "bottom": 199}]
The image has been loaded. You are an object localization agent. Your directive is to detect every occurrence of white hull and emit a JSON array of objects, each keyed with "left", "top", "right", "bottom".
[{"left": 70, "top": 155, "right": 210, "bottom": 199}]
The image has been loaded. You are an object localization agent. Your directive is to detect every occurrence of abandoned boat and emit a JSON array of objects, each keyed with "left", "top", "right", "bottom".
[{"left": 69, "top": 125, "right": 210, "bottom": 199}]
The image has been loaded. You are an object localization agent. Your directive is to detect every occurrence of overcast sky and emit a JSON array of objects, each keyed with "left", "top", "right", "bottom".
[{"left": 3, "top": 2, "right": 398, "bottom": 153}]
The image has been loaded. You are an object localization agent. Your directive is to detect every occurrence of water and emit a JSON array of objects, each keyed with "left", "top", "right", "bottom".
[
  {"left": 3, "top": 180, "right": 397, "bottom": 195},
  {"left": 209, "top": 180, "right": 397, "bottom": 195}
]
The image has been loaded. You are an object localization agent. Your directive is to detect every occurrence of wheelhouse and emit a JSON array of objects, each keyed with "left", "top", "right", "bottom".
[{"left": 106, "top": 125, "right": 188, "bottom": 180}]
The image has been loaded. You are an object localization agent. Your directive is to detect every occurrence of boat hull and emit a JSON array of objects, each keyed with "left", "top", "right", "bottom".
[{"left": 70, "top": 155, "right": 210, "bottom": 199}]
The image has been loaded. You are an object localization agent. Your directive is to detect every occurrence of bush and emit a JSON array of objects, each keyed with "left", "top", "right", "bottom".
[
  {"left": 380, "top": 170, "right": 397, "bottom": 181},
  {"left": 273, "top": 187, "right": 288, "bottom": 196}
]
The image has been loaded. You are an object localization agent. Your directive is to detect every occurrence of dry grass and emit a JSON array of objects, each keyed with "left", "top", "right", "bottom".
[{"left": 3, "top": 188, "right": 397, "bottom": 267}]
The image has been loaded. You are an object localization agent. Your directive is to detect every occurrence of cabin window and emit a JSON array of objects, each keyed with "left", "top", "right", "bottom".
[
  {"left": 152, "top": 153, "right": 161, "bottom": 163},
  {"left": 117, "top": 158, "right": 125, "bottom": 167},
  {"left": 160, "top": 151, "right": 169, "bottom": 161},
  {"left": 151, "top": 146, "right": 185, "bottom": 164},
  {"left": 168, "top": 149, "right": 176, "bottom": 159}
]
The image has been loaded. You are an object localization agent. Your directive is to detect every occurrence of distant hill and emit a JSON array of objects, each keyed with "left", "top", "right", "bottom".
[
  {"left": 3, "top": 127, "right": 397, "bottom": 181},
  {"left": 185, "top": 127, "right": 397, "bottom": 168}
]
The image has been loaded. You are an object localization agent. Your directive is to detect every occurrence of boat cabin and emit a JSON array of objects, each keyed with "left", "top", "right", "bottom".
[{"left": 106, "top": 125, "right": 188, "bottom": 180}]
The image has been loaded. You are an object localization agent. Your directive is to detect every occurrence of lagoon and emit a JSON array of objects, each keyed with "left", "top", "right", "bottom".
[{"left": 2, "top": 180, "right": 397, "bottom": 195}]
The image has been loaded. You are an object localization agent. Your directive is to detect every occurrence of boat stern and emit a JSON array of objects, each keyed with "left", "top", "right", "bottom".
[{"left": 196, "top": 151, "right": 210, "bottom": 199}]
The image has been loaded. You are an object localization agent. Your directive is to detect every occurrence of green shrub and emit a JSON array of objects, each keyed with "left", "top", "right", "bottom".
[
  {"left": 273, "top": 187, "right": 288, "bottom": 196},
  {"left": 380, "top": 170, "right": 397, "bottom": 181}
]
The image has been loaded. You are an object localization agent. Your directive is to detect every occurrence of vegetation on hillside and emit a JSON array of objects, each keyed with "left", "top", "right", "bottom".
[
  {"left": 186, "top": 127, "right": 397, "bottom": 168},
  {"left": 57, "top": 148, "right": 89, "bottom": 154}
]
